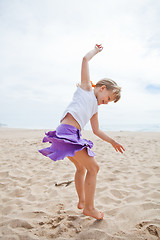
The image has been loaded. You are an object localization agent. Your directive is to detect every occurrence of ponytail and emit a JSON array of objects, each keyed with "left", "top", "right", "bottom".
[{"left": 90, "top": 81, "right": 96, "bottom": 88}]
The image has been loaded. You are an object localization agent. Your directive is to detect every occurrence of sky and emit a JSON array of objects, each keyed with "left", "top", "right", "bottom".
[{"left": 0, "top": 0, "right": 160, "bottom": 130}]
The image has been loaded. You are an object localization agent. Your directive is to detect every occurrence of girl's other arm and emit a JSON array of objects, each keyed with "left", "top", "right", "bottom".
[
  {"left": 90, "top": 113, "right": 125, "bottom": 154},
  {"left": 81, "top": 44, "right": 103, "bottom": 90}
]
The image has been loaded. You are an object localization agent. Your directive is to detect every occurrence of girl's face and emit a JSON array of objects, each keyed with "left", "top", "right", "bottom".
[{"left": 95, "top": 85, "right": 115, "bottom": 105}]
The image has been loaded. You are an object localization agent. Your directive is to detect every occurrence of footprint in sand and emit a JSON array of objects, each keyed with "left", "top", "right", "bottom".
[
  {"left": 1, "top": 205, "right": 14, "bottom": 215},
  {"left": 110, "top": 189, "right": 124, "bottom": 199},
  {"left": 0, "top": 219, "right": 33, "bottom": 229},
  {"left": 147, "top": 225, "right": 160, "bottom": 237},
  {"left": 0, "top": 171, "right": 9, "bottom": 177},
  {"left": 11, "top": 187, "right": 25, "bottom": 197},
  {"left": 136, "top": 220, "right": 160, "bottom": 238}
]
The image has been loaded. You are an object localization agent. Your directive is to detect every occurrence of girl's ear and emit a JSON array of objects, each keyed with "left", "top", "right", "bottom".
[{"left": 100, "top": 85, "right": 106, "bottom": 91}]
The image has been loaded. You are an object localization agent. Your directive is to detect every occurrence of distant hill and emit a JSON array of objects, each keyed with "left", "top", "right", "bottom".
[{"left": 0, "top": 123, "right": 7, "bottom": 127}]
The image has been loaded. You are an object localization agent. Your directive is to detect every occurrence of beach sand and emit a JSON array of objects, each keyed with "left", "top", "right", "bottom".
[{"left": 0, "top": 128, "right": 160, "bottom": 240}]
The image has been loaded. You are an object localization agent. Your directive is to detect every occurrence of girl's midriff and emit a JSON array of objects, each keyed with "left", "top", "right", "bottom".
[{"left": 61, "top": 113, "right": 81, "bottom": 130}]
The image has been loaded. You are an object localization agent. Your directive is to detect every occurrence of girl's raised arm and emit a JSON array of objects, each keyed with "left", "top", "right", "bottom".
[{"left": 81, "top": 44, "right": 103, "bottom": 91}]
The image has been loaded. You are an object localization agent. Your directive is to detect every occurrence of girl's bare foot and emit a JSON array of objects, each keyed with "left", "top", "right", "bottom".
[
  {"left": 83, "top": 208, "right": 104, "bottom": 220},
  {"left": 77, "top": 201, "right": 85, "bottom": 209}
]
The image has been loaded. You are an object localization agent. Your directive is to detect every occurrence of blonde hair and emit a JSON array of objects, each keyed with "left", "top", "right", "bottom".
[{"left": 93, "top": 78, "right": 121, "bottom": 103}]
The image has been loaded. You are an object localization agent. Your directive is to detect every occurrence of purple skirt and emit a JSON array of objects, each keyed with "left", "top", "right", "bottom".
[{"left": 39, "top": 124, "right": 96, "bottom": 161}]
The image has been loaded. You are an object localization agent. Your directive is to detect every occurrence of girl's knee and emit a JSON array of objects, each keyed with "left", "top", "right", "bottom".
[
  {"left": 94, "top": 163, "right": 100, "bottom": 174},
  {"left": 77, "top": 166, "right": 86, "bottom": 175},
  {"left": 73, "top": 150, "right": 99, "bottom": 174},
  {"left": 88, "top": 162, "right": 100, "bottom": 175}
]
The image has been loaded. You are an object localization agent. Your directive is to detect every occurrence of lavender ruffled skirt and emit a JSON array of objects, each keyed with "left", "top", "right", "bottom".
[{"left": 39, "top": 124, "right": 96, "bottom": 161}]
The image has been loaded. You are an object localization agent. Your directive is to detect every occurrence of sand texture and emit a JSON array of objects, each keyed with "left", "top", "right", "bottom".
[{"left": 0, "top": 128, "right": 160, "bottom": 240}]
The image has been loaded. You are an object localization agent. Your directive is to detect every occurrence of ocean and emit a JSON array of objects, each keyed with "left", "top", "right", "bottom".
[
  {"left": 99, "top": 123, "right": 160, "bottom": 132},
  {"left": 1, "top": 123, "right": 160, "bottom": 132},
  {"left": 85, "top": 123, "right": 160, "bottom": 132}
]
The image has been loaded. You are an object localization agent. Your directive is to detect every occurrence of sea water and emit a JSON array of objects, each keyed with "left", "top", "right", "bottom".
[
  {"left": 85, "top": 123, "right": 160, "bottom": 132},
  {"left": 99, "top": 123, "right": 160, "bottom": 132}
]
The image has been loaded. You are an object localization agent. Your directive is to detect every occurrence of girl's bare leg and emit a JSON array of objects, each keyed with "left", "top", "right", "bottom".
[
  {"left": 68, "top": 156, "right": 86, "bottom": 209},
  {"left": 68, "top": 149, "right": 104, "bottom": 220}
]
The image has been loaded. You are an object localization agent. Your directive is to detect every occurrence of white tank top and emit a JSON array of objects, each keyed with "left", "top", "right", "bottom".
[{"left": 60, "top": 86, "right": 98, "bottom": 130}]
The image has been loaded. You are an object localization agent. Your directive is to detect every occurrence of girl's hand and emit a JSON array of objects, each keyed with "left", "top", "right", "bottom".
[
  {"left": 95, "top": 44, "right": 103, "bottom": 52},
  {"left": 111, "top": 140, "right": 125, "bottom": 154}
]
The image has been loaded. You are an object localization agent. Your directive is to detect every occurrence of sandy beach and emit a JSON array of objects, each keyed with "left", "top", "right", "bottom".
[{"left": 0, "top": 128, "right": 160, "bottom": 240}]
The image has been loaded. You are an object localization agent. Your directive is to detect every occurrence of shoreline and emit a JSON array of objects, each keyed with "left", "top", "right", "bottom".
[{"left": 1, "top": 126, "right": 160, "bottom": 133}]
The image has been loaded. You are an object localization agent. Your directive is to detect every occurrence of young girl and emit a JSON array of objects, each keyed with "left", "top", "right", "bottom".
[{"left": 39, "top": 44, "right": 125, "bottom": 220}]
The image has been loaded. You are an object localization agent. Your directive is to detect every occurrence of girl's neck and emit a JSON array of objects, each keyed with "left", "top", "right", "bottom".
[{"left": 94, "top": 87, "right": 98, "bottom": 99}]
